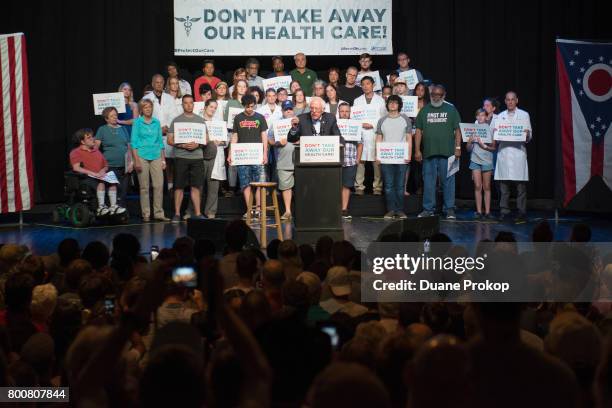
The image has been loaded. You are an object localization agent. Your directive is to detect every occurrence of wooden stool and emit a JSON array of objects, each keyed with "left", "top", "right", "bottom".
[{"left": 246, "top": 181, "right": 283, "bottom": 248}]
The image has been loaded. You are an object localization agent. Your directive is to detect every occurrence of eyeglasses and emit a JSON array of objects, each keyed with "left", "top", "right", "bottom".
[{"left": 431, "top": 93, "right": 444, "bottom": 97}]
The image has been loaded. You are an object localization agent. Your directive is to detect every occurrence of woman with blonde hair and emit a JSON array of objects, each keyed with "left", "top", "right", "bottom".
[{"left": 117, "top": 82, "right": 139, "bottom": 134}]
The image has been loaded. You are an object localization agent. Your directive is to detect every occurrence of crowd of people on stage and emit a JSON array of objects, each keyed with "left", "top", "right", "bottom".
[
  {"left": 72, "top": 52, "right": 532, "bottom": 223},
  {"left": 0, "top": 221, "right": 610, "bottom": 407}
]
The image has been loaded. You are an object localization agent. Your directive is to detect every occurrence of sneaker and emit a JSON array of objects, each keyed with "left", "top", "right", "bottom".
[
  {"left": 96, "top": 206, "right": 110, "bottom": 216},
  {"left": 473, "top": 212, "right": 482, "bottom": 221},
  {"left": 142, "top": 216, "right": 150, "bottom": 223},
  {"left": 396, "top": 211, "right": 408, "bottom": 219},
  {"left": 483, "top": 213, "right": 495, "bottom": 221},
  {"left": 224, "top": 190, "right": 234, "bottom": 197},
  {"left": 192, "top": 214, "right": 207, "bottom": 220},
  {"left": 153, "top": 216, "right": 170, "bottom": 222},
  {"left": 446, "top": 209, "right": 456, "bottom": 220},
  {"left": 109, "top": 205, "right": 126, "bottom": 214},
  {"left": 417, "top": 210, "right": 434, "bottom": 218},
  {"left": 183, "top": 211, "right": 192, "bottom": 221},
  {"left": 171, "top": 215, "right": 181, "bottom": 224},
  {"left": 281, "top": 212, "right": 292, "bottom": 221},
  {"left": 384, "top": 211, "right": 395, "bottom": 220},
  {"left": 342, "top": 210, "right": 352, "bottom": 220},
  {"left": 373, "top": 190, "right": 383, "bottom": 196},
  {"left": 514, "top": 214, "right": 527, "bottom": 224},
  {"left": 206, "top": 213, "right": 216, "bottom": 219},
  {"left": 354, "top": 189, "right": 365, "bottom": 196}
]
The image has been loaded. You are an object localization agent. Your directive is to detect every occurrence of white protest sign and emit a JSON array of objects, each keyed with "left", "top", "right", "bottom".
[
  {"left": 205, "top": 121, "right": 228, "bottom": 142},
  {"left": 356, "top": 70, "right": 383, "bottom": 92},
  {"left": 493, "top": 119, "right": 528, "bottom": 142},
  {"left": 231, "top": 143, "right": 264, "bottom": 165},
  {"left": 193, "top": 102, "right": 206, "bottom": 118},
  {"left": 92, "top": 92, "right": 126, "bottom": 115},
  {"left": 299, "top": 136, "right": 340, "bottom": 163},
  {"left": 174, "top": 0, "right": 393, "bottom": 56},
  {"left": 262, "top": 75, "right": 293, "bottom": 92},
  {"left": 89, "top": 170, "right": 119, "bottom": 184},
  {"left": 400, "top": 95, "right": 418, "bottom": 117},
  {"left": 376, "top": 142, "right": 410, "bottom": 164},
  {"left": 460, "top": 123, "right": 492, "bottom": 143},
  {"left": 173, "top": 122, "right": 207, "bottom": 144},
  {"left": 398, "top": 69, "right": 419, "bottom": 89},
  {"left": 447, "top": 156, "right": 459, "bottom": 177},
  {"left": 337, "top": 119, "right": 362, "bottom": 142},
  {"left": 273, "top": 118, "right": 293, "bottom": 142},
  {"left": 351, "top": 105, "right": 381, "bottom": 126},
  {"left": 213, "top": 100, "right": 228, "bottom": 121},
  {"left": 227, "top": 107, "right": 243, "bottom": 129}
]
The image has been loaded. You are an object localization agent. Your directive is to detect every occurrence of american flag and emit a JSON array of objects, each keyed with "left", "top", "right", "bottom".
[
  {"left": 0, "top": 33, "right": 33, "bottom": 213},
  {"left": 556, "top": 39, "right": 612, "bottom": 206}
]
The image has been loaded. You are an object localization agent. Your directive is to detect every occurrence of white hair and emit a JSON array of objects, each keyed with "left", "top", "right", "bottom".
[{"left": 309, "top": 96, "right": 325, "bottom": 110}]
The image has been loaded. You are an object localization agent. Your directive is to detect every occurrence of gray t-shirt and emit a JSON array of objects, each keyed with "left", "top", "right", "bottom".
[
  {"left": 276, "top": 140, "right": 296, "bottom": 170},
  {"left": 376, "top": 114, "right": 412, "bottom": 142},
  {"left": 170, "top": 113, "right": 205, "bottom": 159},
  {"left": 470, "top": 143, "right": 493, "bottom": 166}
]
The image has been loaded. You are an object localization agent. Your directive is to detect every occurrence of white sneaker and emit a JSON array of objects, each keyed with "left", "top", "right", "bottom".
[
  {"left": 109, "top": 205, "right": 126, "bottom": 214},
  {"left": 96, "top": 206, "right": 110, "bottom": 216}
]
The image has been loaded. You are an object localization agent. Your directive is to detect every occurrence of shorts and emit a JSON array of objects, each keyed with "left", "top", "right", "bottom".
[
  {"left": 277, "top": 169, "right": 295, "bottom": 191},
  {"left": 237, "top": 165, "right": 266, "bottom": 189},
  {"left": 469, "top": 161, "right": 493, "bottom": 172},
  {"left": 174, "top": 158, "right": 205, "bottom": 189},
  {"left": 342, "top": 165, "right": 358, "bottom": 188}
]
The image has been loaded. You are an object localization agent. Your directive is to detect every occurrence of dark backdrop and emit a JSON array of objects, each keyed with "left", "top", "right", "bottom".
[{"left": 2, "top": 0, "right": 610, "bottom": 204}]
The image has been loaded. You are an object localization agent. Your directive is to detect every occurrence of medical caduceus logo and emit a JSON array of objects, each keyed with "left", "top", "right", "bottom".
[{"left": 175, "top": 16, "right": 201, "bottom": 36}]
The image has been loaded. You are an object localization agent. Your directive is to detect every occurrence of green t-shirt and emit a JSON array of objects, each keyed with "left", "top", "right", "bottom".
[
  {"left": 415, "top": 102, "right": 461, "bottom": 158},
  {"left": 290, "top": 68, "right": 318, "bottom": 96}
]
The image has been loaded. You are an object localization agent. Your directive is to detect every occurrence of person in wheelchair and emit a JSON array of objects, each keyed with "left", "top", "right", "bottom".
[{"left": 69, "top": 128, "right": 126, "bottom": 216}]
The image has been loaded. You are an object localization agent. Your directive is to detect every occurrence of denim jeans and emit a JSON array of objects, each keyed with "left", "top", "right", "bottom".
[
  {"left": 381, "top": 164, "right": 408, "bottom": 213},
  {"left": 422, "top": 156, "right": 455, "bottom": 212}
]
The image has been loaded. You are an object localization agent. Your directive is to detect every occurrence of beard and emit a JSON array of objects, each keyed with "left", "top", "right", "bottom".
[{"left": 430, "top": 99, "right": 444, "bottom": 108}]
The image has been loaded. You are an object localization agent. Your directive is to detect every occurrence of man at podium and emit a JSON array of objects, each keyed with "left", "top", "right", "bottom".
[{"left": 287, "top": 97, "right": 342, "bottom": 142}]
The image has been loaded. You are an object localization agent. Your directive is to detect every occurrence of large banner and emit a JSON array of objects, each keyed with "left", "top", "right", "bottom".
[{"left": 174, "top": 0, "right": 392, "bottom": 56}]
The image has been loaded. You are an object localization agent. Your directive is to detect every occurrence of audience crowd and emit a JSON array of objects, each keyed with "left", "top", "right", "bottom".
[{"left": 0, "top": 220, "right": 611, "bottom": 407}]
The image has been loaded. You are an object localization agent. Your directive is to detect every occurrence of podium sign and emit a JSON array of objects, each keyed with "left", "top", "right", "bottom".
[
  {"left": 294, "top": 141, "right": 344, "bottom": 243},
  {"left": 298, "top": 136, "right": 341, "bottom": 164}
]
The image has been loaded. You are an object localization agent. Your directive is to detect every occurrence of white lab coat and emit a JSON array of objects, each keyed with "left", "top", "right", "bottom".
[
  {"left": 492, "top": 108, "right": 532, "bottom": 181},
  {"left": 353, "top": 94, "right": 387, "bottom": 161}
]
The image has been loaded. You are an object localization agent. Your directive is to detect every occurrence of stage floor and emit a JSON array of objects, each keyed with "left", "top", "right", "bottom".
[{"left": 1, "top": 210, "right": 612, "bottom": 256}]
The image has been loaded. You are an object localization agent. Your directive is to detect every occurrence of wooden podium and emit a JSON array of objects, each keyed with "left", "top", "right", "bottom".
[{"left": 293, "top": 137, "right": 344, "bottom": 244}]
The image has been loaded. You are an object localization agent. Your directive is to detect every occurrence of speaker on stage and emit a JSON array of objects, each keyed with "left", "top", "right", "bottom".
[
  {"left": 376, "top": 216, "right": 440, "bottom": 241},
  {"left": 186, "top": 218, "right": 259, "bottom": 252}
]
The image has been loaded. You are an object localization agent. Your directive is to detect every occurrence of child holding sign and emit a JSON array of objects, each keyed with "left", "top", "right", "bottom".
[{"left": 466, "top": 109, "right": 497, "bottom": 220}]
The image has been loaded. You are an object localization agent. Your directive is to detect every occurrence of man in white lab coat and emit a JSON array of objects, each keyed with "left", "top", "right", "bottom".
[
  {"left": 492, "top": 91, "right": 532, "bottom": 223},
  {"left": 353, "top": 76, "right": 387, "bottom": 195}
]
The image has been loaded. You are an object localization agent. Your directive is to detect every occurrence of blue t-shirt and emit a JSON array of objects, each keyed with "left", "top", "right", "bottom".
[{"left": 117, "top": 103, "right": 134, "bottom": 134}]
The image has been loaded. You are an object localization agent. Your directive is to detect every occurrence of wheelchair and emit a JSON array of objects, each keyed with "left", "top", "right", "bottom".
[{"left": 52, "top": 171, "right": 129, "bottom": 227}]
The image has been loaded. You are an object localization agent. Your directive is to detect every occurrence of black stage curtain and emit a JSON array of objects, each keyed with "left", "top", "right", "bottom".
[{"left": 2, "top": 0, "right": 610, "bottom": 204}]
